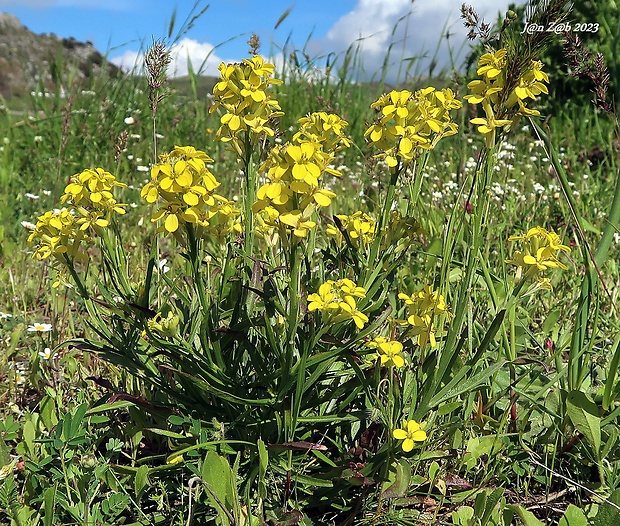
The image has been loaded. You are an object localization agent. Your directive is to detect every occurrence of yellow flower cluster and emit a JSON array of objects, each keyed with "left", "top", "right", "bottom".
[
  {"left": 293, "top": 111, "right": 352, "bottom": 153},
  {"left": 252, "top": 112, "right": 350, "bottom": 239},
  {"left": 210, "top": 56, "right": 283, "bottom": 156},
  {"left": 141, "top": 145, "right": 241, "bottom": 238},
  {"left": 326, "top": 211, "right": 376, "bottom": 248},
  {"left": 366, "top": 336, "right": 405, "bottom": 368},
  {"left": 307, "top": 278, "right": 368, "bottom": 329},
  {"left": 465, "top": 48, "right": 549, "bottom": 148},
  {"left": 506, "top": 226, "right": 571, "bottom": 280},
  {"left": 364, "top": 87, "right": 462, "bottom": 168},
  {"left": 29, "top": 168, "right": 126, "bottom": 261},
  {"left": 398, "top": 285, "right": 450, "bottom": 348}
]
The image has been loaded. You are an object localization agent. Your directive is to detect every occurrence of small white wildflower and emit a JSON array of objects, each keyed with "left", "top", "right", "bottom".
[
  {"left": 21, "top": 221, "right": 36, "bottom": 230},
  {"left": 613, "top": 232, "right": 620, "bottom": 244},
  {"left": 130, "top": 134, "right": 141, "bottom": 139},
  {"left": 124, "top": 116, "right": 135, "bottom": 125},
  {"left": 38, "top": 347, "right": 57, "bottom": 360},
  {"left": 158, "top": 259, "right": 170, "bottom": 273},
  {"left": 24, "top": 193, "right": 40, "bottom": 200},
  {"left": 27, "top": 323, "right": 53, "bottom": 333},
  {"left": 533, "top": 182, "right": 545, "bottom": 194},
  {"left": 136, "top": 165, "right": 149, "bottom": 172},
  {"left": 0, "top": 311, "right": 12, "bottom": 320},
  {"left": 42, "top": 190, "right": 51, "bottom": 196},
  {"left": 33, "top": 135, "right": 43, "bottom": 143}
]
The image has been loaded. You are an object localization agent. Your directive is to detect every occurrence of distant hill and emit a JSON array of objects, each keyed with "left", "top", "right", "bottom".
[{"left": 0, "top": 12, "right": 120, "bottom": 99}]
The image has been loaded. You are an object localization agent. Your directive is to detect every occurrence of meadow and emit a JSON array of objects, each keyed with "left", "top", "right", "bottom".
[{"left": 1, "top": 1, "right": 620, "bottom": 524}]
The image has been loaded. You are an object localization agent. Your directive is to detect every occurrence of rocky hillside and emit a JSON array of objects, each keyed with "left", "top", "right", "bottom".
[{"left": 0, "top": 12, "right": 120, "bottom": 99}]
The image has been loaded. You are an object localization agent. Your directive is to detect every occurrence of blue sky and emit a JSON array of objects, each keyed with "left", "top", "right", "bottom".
[{"left": 0, "top": 0, "right": 516, "bottom": 82}]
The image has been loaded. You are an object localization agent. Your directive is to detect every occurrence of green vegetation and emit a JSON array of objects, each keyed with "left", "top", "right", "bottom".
[{"left": 1, "top": 1, "right": 620, "bottom": 524}]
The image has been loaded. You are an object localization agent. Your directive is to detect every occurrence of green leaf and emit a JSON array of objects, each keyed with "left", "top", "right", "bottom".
[
  {"left": 592, "top": 488, "right": 620, "bottom": 526},
  {"left": 452, "top": 506, "right": 474, "bottom": 525},
  {"left": 507, "top": 504, "right": 545, "bottom": 526},
  {"left": 134, "top": 465, "right": 149, "bottom": 501},
  {"left": 143, "top": 428, "right": 188, "bottom": 439},
  {"left": 424, "top": 360, "right": 505, "bottom": 413},
  {"left": 566, "top": 390, "right": 601, "bottom": 458},
  {"left": 85, "top": 400, "right": 137, "bottom": 415},
  {"left": 257, "top": 439, "right": 268, "bottom": 500},
  {"left": 480, "top": 487, "right": 504, "bottom": 524},
  {"left": 558, "top": 504, "right": 589, "bottom": 526},
  {"left": 381, "top": 459, "right": 411, "bottom": 499},
  {"left": 201, "top": 451, "right": 238, "bottom": 526},
  {"left": 42, "top": 483, "right": 57, "bottom": 526},
  {"left": 603, "top": 334, "right": 620, "bottom": 411}
]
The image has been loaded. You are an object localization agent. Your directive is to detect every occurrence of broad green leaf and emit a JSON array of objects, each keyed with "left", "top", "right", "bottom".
[
  {"left": 507, "top": 504, "right": 545, "bottom": 526},
  {"left": 480, "top": 487, "right": 504, "bottom": 525},
  {"left": 381, "top": 459, "right": 411, "bottom": 499},
  {"left": 566, "top": 390, "right": 601, "bottom": 458},
  {"left": 592, "top": 488, "right": 620, "bottom": 526},
  {"left": 452, "top": 506, "right": 474, "bottom": 525},
  {"left": 201, "top": 451, "right": 238, "bottom": 526},
  {"left": 558, "top": 504, "right": 588, "bottom": 526},
  {"left": 134, "top": 465, "right": 149, "bottom": 501}
]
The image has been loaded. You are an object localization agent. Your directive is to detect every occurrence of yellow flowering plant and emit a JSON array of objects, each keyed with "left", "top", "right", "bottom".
[{"left": 22, "top": 20, "right": 588, "bottom": 518}]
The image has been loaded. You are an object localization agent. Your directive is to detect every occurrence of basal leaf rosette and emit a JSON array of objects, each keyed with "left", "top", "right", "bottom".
[
  {"left": 141, "top": 145, "right": 241, "bottom": 241},
  {"left": 365, "top": 87, "right": 462, "bottom": 169}
]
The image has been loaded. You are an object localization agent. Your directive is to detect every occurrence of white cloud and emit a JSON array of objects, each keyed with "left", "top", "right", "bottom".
[
  {"left": 317, "top": 0, "right": 517, "bottom": 82},
  {"left": 111, "top": 38, "right": 227, "bottom": 78}
]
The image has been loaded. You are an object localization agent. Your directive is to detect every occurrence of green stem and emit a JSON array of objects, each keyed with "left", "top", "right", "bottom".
[
  {"left": 186, "top": 223, "right": 208, "bottom": 314},
  {"left": 243, "top": 133, "right": 256, "bottom": 262},
  {"left": 366, "top": 164, "right": 402, "bottom": 285}
]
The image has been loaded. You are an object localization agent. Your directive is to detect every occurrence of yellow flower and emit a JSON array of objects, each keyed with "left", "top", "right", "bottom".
[
  {"left": 506, "top": 226, "right": 571, "bottom": 279},
  {"left": 470, "top": 103, "right": 513, "bottom": 149},
  {"left": 476, "top": 49, "right": 507, "bottom": 79},
  {"left": 393, "top": 420, "right": 427, "bottom": 452},
  {"left": 308, "top": 279, "right": 368, "bottom": 329},
  {"left": 377, "top": 340, "right": 405, "bottom": 368}
]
